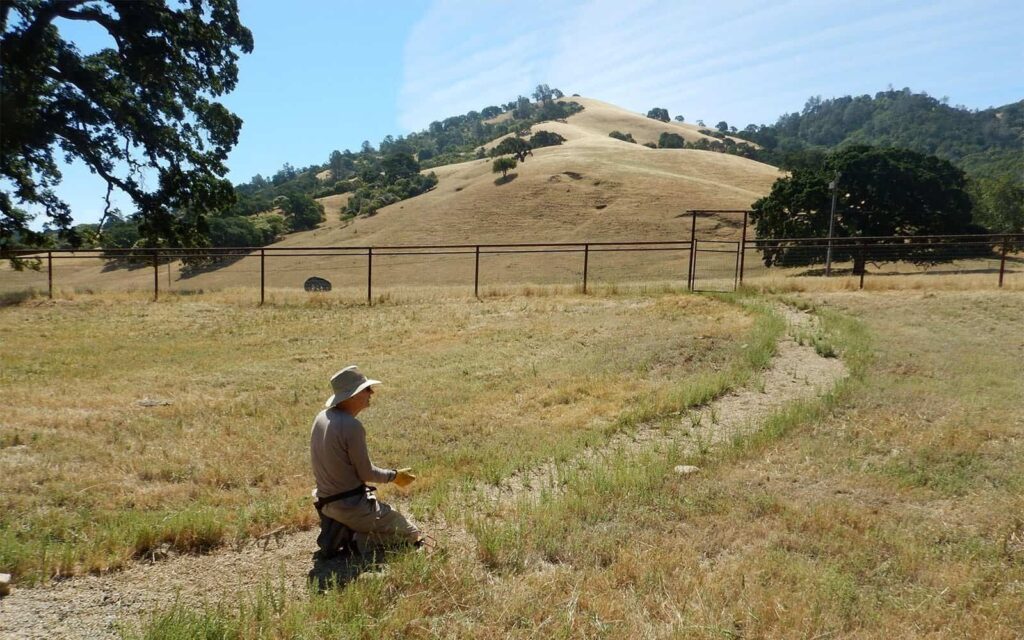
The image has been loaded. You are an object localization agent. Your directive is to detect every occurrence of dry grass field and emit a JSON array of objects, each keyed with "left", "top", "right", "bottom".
[
  {"left": 2, "top": 285, "right": 1021, "bottom": 639},
  {"left": 112, "top": 288, "right": 1022, "bottom": 639},
  {"left": 0, "top": 287, "right": 775, "bottom": 585}
]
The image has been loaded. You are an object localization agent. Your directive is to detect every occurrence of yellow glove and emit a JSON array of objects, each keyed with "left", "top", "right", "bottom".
[{"left": 394, "top": 468, "right": 416, "bottom": 488}]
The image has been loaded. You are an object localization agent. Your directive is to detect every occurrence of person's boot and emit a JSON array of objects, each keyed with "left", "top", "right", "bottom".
[{"left": 316, "top": 512, "right": 355, "bottom": 559}]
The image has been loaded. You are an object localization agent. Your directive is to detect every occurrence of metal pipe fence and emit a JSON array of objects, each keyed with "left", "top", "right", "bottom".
[{"left": 2, "top": 233, "right": 1021, "bottom": 303}]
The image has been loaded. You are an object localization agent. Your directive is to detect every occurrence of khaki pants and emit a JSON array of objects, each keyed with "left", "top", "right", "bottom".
[{"left": 321, "top": 491, "right": 420, "bottom": 553}]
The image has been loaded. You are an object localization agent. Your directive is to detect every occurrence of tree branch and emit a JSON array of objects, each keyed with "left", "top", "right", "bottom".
[
  {"left": 21, "top": 0, "right": 89, "bottom": 47},
  {"left": 56, "top": 5, "right": 121, "bottom": 44}
]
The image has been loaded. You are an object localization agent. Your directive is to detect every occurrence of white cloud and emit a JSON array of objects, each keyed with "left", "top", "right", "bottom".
[{"left": 399, "top": 0, "right": 1024, "bottom": 131}]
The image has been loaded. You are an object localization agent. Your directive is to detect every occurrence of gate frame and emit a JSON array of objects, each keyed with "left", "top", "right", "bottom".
[
  {"left": 691, "top": 239, "right": 741, "bottom": 292},
  {"left": 685, "top": 209, "right": 751, "bottom": 292}
]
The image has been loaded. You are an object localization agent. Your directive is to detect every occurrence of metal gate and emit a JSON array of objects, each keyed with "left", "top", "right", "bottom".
[{"left": 690, "top": 240, "right": 740, "bottom": 292}]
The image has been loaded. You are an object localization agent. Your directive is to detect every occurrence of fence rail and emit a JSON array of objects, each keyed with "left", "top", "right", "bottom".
[{"left": 2, "top": 232, "right": 1021, "bottom": 303}]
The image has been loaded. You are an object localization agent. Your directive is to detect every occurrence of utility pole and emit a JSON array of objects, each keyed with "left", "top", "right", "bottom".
[{"left": 825, "top": 171, "right": 840, "bottom": 276}]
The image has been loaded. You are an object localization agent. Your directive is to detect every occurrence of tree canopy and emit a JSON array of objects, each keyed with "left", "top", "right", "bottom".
[
  {"left": 969, "top": 174, "right": 1024, "bottom": 235},
  {"left": 491, "top": 137, "right": 533, "bottom": 162},
  {"left": 658, "top": 132, "right": 685, "bottom": 149},
  {"left": 0, "top": 0, "right": 254, "bottom": 249},
  {"left": 751, "top": 145, "right": 979, "bottom": 272},
  {"left": 734, "top": 89, "right": 1023, "bottom": 182},
  {"left": 608, "top": 131, "right": 636, "bottom": 144},
  {"left": 529, "top": 130, "right": 566, "bottom": 149},
  {"left": 646, "top": 108, "right": 670, "bottom": 122},
  {"left": 492, "top": 157, "right": 517, "bottom": 179}
]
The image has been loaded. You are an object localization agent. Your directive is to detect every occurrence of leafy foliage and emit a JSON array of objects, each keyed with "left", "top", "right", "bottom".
[
  {"left": 492, "top": 157, "right": 517, "bottom": 178},
  {"left": 735, "top": 89, "right": 1023, "bottom": 181},
  {"left": 751, "top": 145, "right": 981, "bottom": 272},
  {"left": 969, "top": 175, "right": 1024, "bottom": 235},
  {"left": 490, "top": 137, "right": 533, "bottom": 162},
  {"left": 529, "top": 130, "right": 566, "bottom": 149},
  {"left": 609, "top": 131, "right": 636, "bottom": 143},
  {"left": 0, "top": 0, "right": 253, "bottom": 249},
  {"left": 658, "top": 133, "right": 686, "bottom": 149},
  {"left": 344, "top": 152, "right": 437, "bottom": 218},
  {"left": 646, "top": 108, "right": 670, "bottom": 122},
  {"left": 277, "top": 193, "right": 324, "bottom": 231}
]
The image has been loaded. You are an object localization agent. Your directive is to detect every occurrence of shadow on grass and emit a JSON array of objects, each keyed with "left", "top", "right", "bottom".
[
  {"left": 794, "top": 264, "right": 1019, "bottom": 277},
  {"left": 307, "top": 545, "right": 420, "bottom": 592},
  {"left": 307, "top": 551, "right": 376, "bottom": 592},
  {"left": 493, "top": 173, "right": 518, "bottom": 186},
  {"left": 0, "top": 288, "right": 39, "bottom": 307}
]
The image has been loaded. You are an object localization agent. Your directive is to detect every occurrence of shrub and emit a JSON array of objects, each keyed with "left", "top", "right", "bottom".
[
  {"left": 658, "top": 132, "right": 686, "bottom": 149},
  {"left": 529, "top": 130, "right": 566, "bottom": 149},
  {"left": 609, "top": 130, "right": 636, "bottom": 143}
]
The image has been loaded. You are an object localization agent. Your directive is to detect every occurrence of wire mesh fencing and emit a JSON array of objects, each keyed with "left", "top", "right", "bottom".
[{"left": 1, "top": 234, "right": 1020, "bottom": 303}]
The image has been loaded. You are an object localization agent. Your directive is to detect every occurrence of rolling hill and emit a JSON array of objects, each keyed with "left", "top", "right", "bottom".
[{"left": 5, "top": 96, "right": 782, "bottom": 293}]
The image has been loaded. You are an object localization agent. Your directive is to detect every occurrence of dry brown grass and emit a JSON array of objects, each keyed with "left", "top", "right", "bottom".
[
  {"left": 0, "top": 288, "right": 755, "bottom": 582},
  {"left": 129, "top": 289, "right": 1024, "bottom": 639}
]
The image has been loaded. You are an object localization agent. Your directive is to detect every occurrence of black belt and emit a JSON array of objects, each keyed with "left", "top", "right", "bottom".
[{"left": 314, "top": 484, "right": 375, "bottom": 511}]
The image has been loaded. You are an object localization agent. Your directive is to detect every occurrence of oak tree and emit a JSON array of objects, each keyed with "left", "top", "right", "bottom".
[
  {"left": 1, "top": 0, "right": 254, "bottom": 248},
  {"left": 492, "top": 157, "right": 516, "bottom": 178},
  {"left": 751, "top": 145, "right": 977, "bottom": 273}
]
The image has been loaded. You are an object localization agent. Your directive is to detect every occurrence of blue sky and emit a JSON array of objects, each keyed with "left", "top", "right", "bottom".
[{"left": 43, "top": 0, "right": 1024, "bottom": 226}]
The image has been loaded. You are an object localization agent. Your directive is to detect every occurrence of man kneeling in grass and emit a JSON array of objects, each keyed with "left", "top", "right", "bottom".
[{"left": 310, "top": 365, "right": 421, "bottom": 557}]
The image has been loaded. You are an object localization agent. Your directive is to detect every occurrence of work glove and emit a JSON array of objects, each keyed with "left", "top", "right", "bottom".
[{"left": 394, "top": 468, "right": 417, "bottom": 488}]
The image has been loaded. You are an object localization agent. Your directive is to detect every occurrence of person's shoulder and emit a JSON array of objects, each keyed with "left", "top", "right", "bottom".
[{"left": 325, "top": 408, "right": 363, "bottom": 431}]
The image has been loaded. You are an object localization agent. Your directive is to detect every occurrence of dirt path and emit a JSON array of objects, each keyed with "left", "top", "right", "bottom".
[{"left": 0, "top": 305, "right": 847, "bottom": 639}]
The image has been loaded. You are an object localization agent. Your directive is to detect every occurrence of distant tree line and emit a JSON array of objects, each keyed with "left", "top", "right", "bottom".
[
  {"left": 606, "top": 129, "right": 759, "bottom": 159},
  {"left": 731, "top": 89, "right": 1023, "bottom": 233},
  {"left": 660, "top": 88, "right": 1021, "bottom": 235}
]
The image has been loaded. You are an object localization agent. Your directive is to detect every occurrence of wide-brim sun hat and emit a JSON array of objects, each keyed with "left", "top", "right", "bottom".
[{"left": 325, "top": 365, "right": 381, "bottom": 407}]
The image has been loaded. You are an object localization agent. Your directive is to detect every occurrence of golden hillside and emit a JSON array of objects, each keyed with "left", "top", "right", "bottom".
[
  {"left": 4, "top": 97, "right": 783, "bottom": 293},
  {"left": 292, "top": 96, "right": 779, "bottom": 247}
]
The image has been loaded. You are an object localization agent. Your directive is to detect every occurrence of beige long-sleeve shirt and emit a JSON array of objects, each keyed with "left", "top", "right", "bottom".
[{"left": 310, "top": 408, "right": 395, "bottom": 497}]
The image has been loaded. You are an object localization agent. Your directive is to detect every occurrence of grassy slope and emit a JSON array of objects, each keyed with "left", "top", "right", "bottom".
[{"left": 134, "top": 290, "right": 1024, "bottom": 638}]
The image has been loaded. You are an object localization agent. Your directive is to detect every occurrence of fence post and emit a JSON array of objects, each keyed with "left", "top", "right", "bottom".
[
  {"left": 367, "top": 247, "right": 373, "bottom": 305},
  {"left": 998, "top": 240, "right": 1008, "bottom": 288},
  {"left": 152, "top": 249, "right": 159, "bottom": 301},
  {"left": 688, "top": 211, "right": 697, "bottom": 290},
  {"left": 738, "top": 210, "right": 748, "bottom": 286},
  {"left": 582, "top": 243, "right": 589, "bottom": 294},
  {"left": 733, "top": 242, "right": 741, "bottom": 291},
  {"left": 474, "top": 245, "right": 480, "bottom": 298},
  {"left": 858, "top": 243, "right": 866, "bottom": 289},
  {"left": 260, "top": 248, "right": 266, "bottom": 305},
  {"left": 47, "top": 251, "right": 53, "bottom": 299}
]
